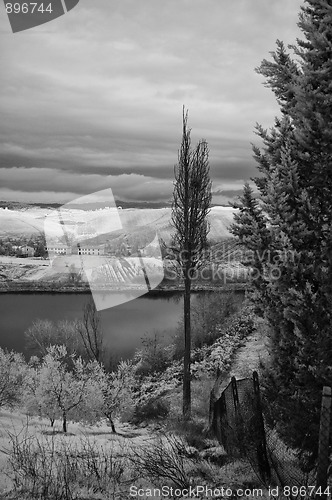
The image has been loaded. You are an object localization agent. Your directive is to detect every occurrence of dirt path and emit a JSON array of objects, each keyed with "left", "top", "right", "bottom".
[
  {"left": 211, "top": 317, "right": 271, "bottom": 401},
  {"left": 229, "top": 318, "right": 271, "bottom": 378}
]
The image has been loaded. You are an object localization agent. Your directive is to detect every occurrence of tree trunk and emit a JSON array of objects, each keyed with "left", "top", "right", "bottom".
[
  {"left": 183, "top": 271, "right": 191, "bottom": 420},
  {"left": 105, "top": 413, "right": 116, "bottom": 433},
  {"left": 62, "top": 412, "right": 67, "bottom": 433},
  {"left": 110, "top": 418, "right": 116, "bottom": 433}
]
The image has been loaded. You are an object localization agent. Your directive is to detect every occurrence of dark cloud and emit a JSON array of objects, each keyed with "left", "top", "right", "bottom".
[
  {"left": 212, "top": 189, "right": 245, "bottom": 198},
  {"left": 0, "top": 167, "right": 174, "bottom": 203},
  {"left": 0, "top": 0, "right": 302, "bottom": 202}
]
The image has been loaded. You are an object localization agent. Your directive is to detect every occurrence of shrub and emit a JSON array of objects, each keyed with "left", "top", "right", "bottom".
[
  {"left": 130, "top": 433, "right": 194, "bottom": 489},
  {"left": 6, "top": 426, "right": 131, "bottom": 500},
  {"left": 191, "top": 305, "right": 256, "bottom": 377},
  {"left": 170, "top": 419, "right": 208, "bottom": 451},
  {"left": 0, "top": 348, "right": 26, "bottom": 410},
  {"left": 173, "top": 291, "right": 242, "bottom": 357},
  {"left": 132, "top": 397, "right": 170, "bottom": 424},
  {"left": 134, "top": 331, "right": 174, "bottom": 377}
]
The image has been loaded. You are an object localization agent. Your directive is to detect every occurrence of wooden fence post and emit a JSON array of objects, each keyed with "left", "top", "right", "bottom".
[
  {"left": 316, "top": 386, "right": 331, "bottom": 499},
  {"left": 253, "top": 371, "right": 271, "bottom": 483},
  {"left": 231, "top": 376, "right": 239, "bottom": 410},
  {"left": 231, "top": 376, "right": 242, "bottom": 455}
]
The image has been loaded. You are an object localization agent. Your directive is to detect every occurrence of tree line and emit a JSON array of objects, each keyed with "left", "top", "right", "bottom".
[{"left": 0, "top": 342, "right": 134, "bottom": 434}]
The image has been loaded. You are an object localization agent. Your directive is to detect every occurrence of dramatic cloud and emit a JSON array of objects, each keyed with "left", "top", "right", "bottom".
[
  {"left": 0, "top": 167, "right": 174, "bottom": 203},
  {"left": 0, "top": 0, "right": 302, "bottom": 203}
]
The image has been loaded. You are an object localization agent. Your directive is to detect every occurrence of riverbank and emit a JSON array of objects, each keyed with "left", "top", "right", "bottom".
[
  {"left": 0, "top": 252, "right": 248, "bottom": 295},
  {"left": 0, "top": 280, "right": 248, "bottom": 293}
]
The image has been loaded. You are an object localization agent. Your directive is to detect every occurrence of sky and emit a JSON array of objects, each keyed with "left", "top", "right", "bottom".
[{"left": 0, "top": 0, "right": 303, "bottom": 205}]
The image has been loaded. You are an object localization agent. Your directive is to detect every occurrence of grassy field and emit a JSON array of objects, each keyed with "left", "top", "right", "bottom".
[
  {"left": 0, "top": 409, "right": 263, "bottom": 499},
  {"left": 0, "top": 409, "right": 166, "bottom": 499}
]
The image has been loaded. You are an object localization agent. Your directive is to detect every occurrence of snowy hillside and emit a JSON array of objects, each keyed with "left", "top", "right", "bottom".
[{"left": 0, "top": 206, "right": 238, "bottom": 240}]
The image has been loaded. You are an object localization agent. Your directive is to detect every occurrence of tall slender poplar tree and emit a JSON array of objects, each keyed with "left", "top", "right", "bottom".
[{"left": 172, "top": 108, "right": 212, "bottom": 420}]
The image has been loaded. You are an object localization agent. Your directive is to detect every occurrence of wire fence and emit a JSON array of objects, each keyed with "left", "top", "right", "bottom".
[{"left": 210, "top": 372, "right": 330, "bottom": 499}]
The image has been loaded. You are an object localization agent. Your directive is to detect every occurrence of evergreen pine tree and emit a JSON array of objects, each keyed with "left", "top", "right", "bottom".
[{"left": 230, "top": 0, "right": 332, "bottom": 463}]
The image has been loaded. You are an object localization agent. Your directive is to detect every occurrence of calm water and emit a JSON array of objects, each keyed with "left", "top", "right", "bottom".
[
  {"left": 0, "top": 291, "right": 185, "bottom": 360},
  {"left": 0, "top": 290, "right": 244, "bottom": 360}
]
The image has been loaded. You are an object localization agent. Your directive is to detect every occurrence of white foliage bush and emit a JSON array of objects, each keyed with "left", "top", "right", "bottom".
[
  {"left": 132, "top": 306, "right": 256, "bottom": 408},
  {"left": 191, "top": 306, "right": 256, "bottom": 377},
  {"left": 0, "top": 348, "right": 26, "bottom": 409}
]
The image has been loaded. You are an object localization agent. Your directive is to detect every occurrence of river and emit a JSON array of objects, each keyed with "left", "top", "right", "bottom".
[{"left": 0, "top": 290, "right": 244, "bottom": 361}]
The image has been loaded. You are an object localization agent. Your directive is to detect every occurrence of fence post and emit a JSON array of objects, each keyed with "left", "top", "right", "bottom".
[
  {"left": 231, "top": 376, "right": 239, "bottom": 410},
  {"left": 252, "top": 371, "right": 271, "bottom": 483},
  {"left": 231, "top": 376, "right": 243, "bottom": 455},
  {"left": 316, "top": 386, "right": 331, "bottom": 499}
]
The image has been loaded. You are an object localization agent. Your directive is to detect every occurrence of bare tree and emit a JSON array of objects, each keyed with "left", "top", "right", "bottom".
[
  {"left": 25, "top": 319, "right": 82, "bottom": 359},
  {"left": 25, "top": 319, "right": 56, "bottom": 358},
  {"left": 25, "top": 300, "right": 104, "bottom": 366},
  {"left": 0, "top": 348, "right": 26, "bottom": 409},
  {"left": 171, "top": 107, "right": 212, "bottom": 419},
  {"left": 75, "top": 298, "right": 104, "bottom": 365}
]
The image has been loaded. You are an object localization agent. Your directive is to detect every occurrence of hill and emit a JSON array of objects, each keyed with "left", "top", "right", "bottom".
[
  {"left": 0, "top": 206, "right": 248, "bottom": 289},
  {"left": 0, "top": 206, "right": 237, "bottom": 241}
]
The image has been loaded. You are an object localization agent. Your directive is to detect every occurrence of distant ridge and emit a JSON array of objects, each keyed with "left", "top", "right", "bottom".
[
  {"left": 0, "top": 200, "right": 171, "bottom": 210},
  {"left": 0, "top": 200, "right": 231, "bottom": 210},
  {"left": 115, "top": 200, "right": 172, "bottom": 209},
  {"left": 0, "top": 201, "right": 61, "bottom": 210}
]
